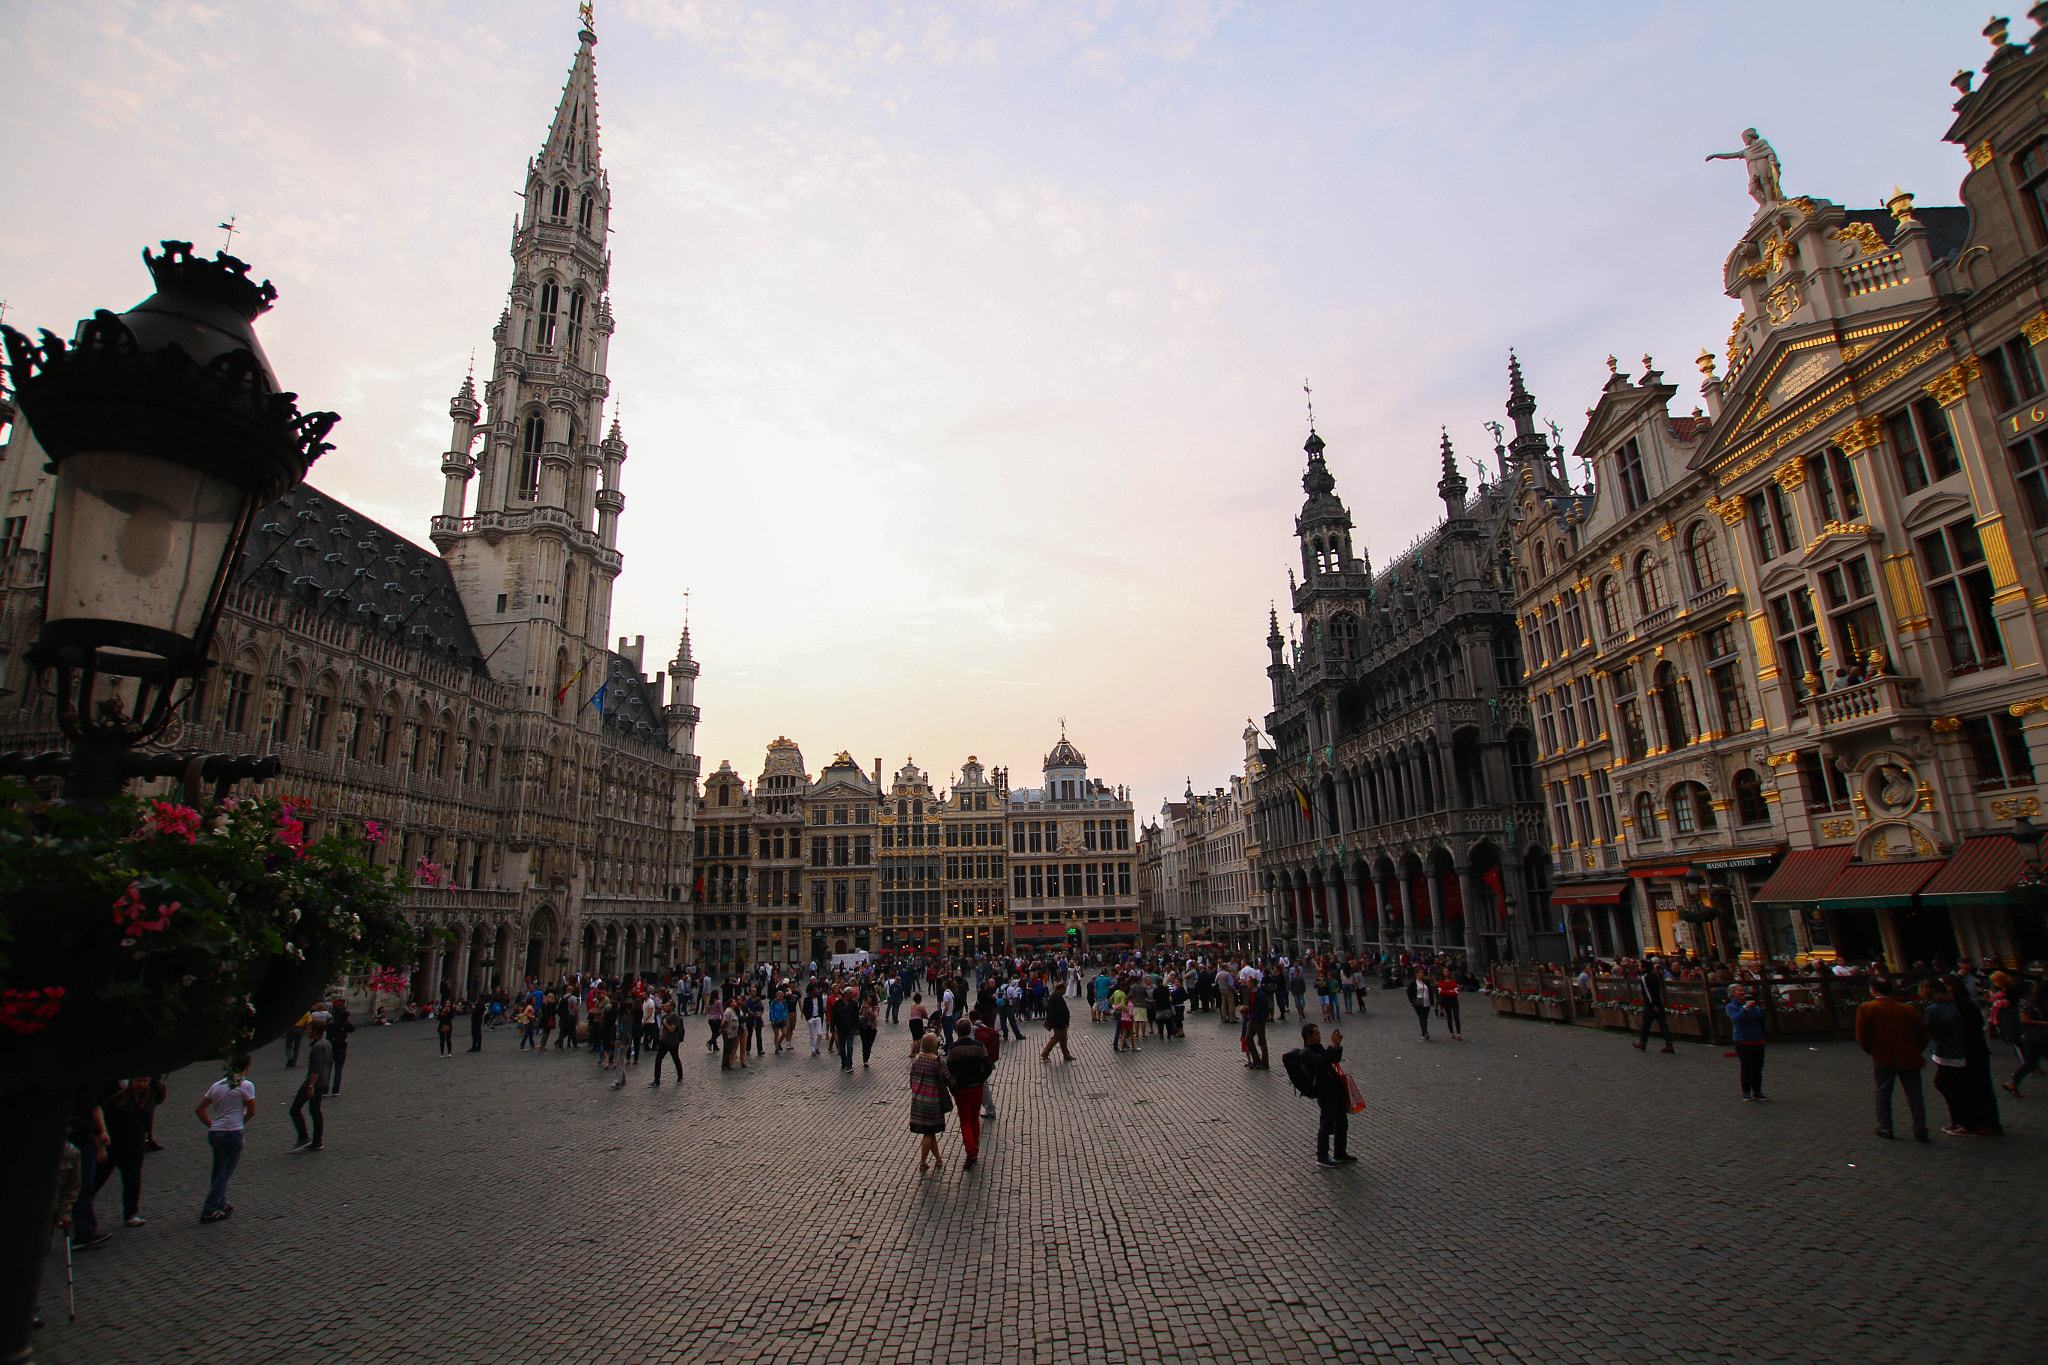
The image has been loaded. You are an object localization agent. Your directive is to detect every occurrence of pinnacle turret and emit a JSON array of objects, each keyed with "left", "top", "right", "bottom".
[
  {"left": 1438, "top": 427, "right": 1468, "bottom": 514},
  {"left": 1504, "top": 349, "right": 1550, "bottom": 469}
]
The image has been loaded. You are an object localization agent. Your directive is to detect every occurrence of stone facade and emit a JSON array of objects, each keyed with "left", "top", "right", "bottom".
[
  {"left": 0, "top": 20, "right": 699, "bottom": 998},
  {"left": 1253, "top": 417, "right": 1542, "bottom": 965},
  {"left": 805, "top": 752, "right": 881, "bottom": 960},
  {"left": 1137, "top": 766, "right": 1259, "bottom": 950},
  {"left": 939, "top": 757, "right": 1011, "bottom": 957}
]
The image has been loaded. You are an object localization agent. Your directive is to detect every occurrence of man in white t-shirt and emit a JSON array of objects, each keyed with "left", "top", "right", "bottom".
[{"left": 194, "top": 1054, "right": 256, "bottom": 1223}]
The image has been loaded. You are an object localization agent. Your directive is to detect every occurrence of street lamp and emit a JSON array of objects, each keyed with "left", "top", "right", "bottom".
[{"left": 1, "top": 241, "right": 336, "bottom": 800}]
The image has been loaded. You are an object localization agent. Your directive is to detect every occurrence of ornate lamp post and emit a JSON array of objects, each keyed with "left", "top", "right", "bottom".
[
  {"left": 0, "top": 242, "right": 335, "bottom": 1361},
  {"left": 0, "top": 242, "right": 335, "bottom": 801}
]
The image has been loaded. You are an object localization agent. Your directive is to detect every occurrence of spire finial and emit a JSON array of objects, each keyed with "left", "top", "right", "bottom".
[
  {"left": 1303, "top": 377, "right": 1315, "bottom": 433},
  {"left": 579, "top": 0, "right": 596, "bottom": 40},
  {"left": 1508, "top": 349, "right": 1529, "bottom": 399}
]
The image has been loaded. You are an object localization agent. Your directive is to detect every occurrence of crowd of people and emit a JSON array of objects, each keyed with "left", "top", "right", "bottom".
[{"left": 42, "top": 942, "right": 2043, "bottom": 1332}]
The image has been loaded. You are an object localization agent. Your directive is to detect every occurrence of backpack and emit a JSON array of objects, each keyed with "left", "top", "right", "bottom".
[{"left": 1280, "top": 1048, "right": 1319, "bottom": 1100}]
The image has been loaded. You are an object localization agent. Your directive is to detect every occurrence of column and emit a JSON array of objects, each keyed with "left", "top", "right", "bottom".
[
  {"left": 1346, "top": 868, "right": 1368, "bottom": 954},
  {"left": 1397, "top": 872, "right": 1418, "bottom": 956},
  {"left": 1459, "top": 868, "right": 1485, "bottom": 964},
  {"left": 1427, "top": 868, "right": 1448, "bottom": 949}
]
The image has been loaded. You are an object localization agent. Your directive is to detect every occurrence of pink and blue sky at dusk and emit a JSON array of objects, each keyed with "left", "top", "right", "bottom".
[{"left": 0, "top": 0, "right": 1991, "bottom": 814}]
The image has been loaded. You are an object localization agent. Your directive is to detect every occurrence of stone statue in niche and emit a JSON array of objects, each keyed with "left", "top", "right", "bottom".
[{"left": 1873, "top": 763, "right": 1917, "bottom": 814}]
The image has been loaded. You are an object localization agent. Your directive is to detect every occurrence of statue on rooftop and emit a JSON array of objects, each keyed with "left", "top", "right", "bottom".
[{"left": 1706, "top": 128, "right": 1783, "bottom": 207}]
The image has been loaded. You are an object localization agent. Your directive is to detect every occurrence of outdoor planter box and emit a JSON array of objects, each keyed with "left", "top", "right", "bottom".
[
  {"left": 1595, "top": 1007, "right": 1632, "bottom": 1029},
  {"left": 1535, "top": 999, "right": 1568, "bottom": 1021},
  {"left": 1669, "top": 1013, "right": 1709, "bottom": 1037},
  {"left": 1771, "top": 1010, "right": 1832, "bottom": 1034},
  {"left": 1492, "top": 994, "right": 1518, "bottom": 1016}
]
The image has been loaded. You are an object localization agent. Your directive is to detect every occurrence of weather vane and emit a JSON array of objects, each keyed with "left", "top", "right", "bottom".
[
  {"left": 580, "top": 1, "right": 595, "bottom": 30},
  {"left": 217, "top": 216, "right": 238, "bottom": 251}
]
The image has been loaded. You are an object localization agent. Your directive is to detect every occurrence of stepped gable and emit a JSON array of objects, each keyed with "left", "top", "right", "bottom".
[{"left": 237, "top": 484, "right": 484, "bottom": 670}]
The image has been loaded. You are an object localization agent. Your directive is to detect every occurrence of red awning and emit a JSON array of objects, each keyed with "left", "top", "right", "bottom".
[
  {"left": 1752, "top": 846, "right": 1854, "bottom": 905},
  {"left": 1815, "top": 859, "right": 1944, "bottom": 910},
  {"left": 1550, "top": 880, "right": 1630, "bottom": 906},
  {"left": 1921, "top": 836, "right": 2028, "bottom": 905}
]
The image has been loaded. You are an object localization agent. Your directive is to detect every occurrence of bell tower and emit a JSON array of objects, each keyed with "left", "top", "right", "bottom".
[{"left": 433, "top": 10, "right": 624, "bottom": 712}]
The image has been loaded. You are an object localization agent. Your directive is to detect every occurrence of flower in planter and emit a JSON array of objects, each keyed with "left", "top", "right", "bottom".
[
  {"left": 111, "top": 881, "right": 180, "bottom": 934},
  {"left": 363, "top": 820, "right": 386, "bottom": 845},
  {"left": 0, "top": 987, "right": 66, "bottom": 1035},
  {"left": 140, "top": 800, "right": 201, "bottom": 845}
]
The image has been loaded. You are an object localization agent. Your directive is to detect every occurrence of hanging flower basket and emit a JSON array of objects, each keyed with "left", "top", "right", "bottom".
[{"left": 0, "top": 783, "right": 422, "bottom": 1091}]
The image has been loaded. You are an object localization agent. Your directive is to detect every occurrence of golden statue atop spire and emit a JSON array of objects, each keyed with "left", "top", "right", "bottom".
[{"left": 579, "top": 1, "right": 595, "bottom": 36}]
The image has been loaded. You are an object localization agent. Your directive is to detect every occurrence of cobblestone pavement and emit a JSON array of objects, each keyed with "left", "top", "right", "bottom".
[{"left": 32, "top": 994, "right": 2044, "bottom": 1365}]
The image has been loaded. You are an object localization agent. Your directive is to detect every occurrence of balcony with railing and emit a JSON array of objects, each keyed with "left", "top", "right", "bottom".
[{"left": 1797, "top": 674, "right": 1923, "bottom": 736}]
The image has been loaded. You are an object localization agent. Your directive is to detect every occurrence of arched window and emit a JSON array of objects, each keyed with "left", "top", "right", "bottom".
[
  {"left": 1669, "top": 781, "right": 1718, "bottom": 834},
  {"left": 1685, "top": 522, "right": 1722, "bottom": 593},
  {"left": 1632, "top": 551, "right": 1664, "bottom": 615},
  {"left": 536, "top": 280, "right": 560, "bottom": 348},
  {"left": 566, "top": 288, "right": 586, "bottom": 359},
  {"left": 519, "top": 414, "right": 545, "bottom": 499},
  {"left": 549, "top": 183, "right": 570, "bottom": 220},
  {"left": 1535, "top": 542, "right": 1547, "bottom": 576},
  {"left": 1733, "top": 769, "right": 1770, "bottom": 825},
  {"left": 1597, "top": 576, "right": 1621, "bottom": 636},
  {"left": 1327, "top": 612, "right": 1359, "bottom": 660},
  {"left": 1634, "top": 791, "right": 1660, "bottom": 839},
  {"left": 578, "top": 190, "right": 595, "bottom": 230}
]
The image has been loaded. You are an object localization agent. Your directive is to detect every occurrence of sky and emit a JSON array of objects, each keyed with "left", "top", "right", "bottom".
[{"left": 0, "top": 0, "right": 2001, "bottom": 817}]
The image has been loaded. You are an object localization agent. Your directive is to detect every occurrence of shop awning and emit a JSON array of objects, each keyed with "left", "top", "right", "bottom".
[
  {"left": 1550, "top": 880, "right": 1630, "bottom": 906},
  {"left": 1752, "top": 846, "right": 1855, "bottom": 905},
  {"left": 1814, "top": 859, "right": 1945, "bottom": 910},
  {"left": 1920, "top": 836, "right": 2028, "bottom": 906}
]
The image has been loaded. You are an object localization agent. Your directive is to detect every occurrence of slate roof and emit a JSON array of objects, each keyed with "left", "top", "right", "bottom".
[
  {"left": 236, "top": 484, "right": 484, "bottom": 672},
  {"left": 592, "top": 649, "right": 670, "bottom": 747},
  {"left": 1843, "top": 205, "right": 1972, "bottom": 265}
]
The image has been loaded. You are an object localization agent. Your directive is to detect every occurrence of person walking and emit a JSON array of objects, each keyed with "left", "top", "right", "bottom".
[
  {"left": 1299, "top": 1023, "right": 1355, "bottom": 1168},
  {"left": 1924, "top": 977, "right": 2002, "bottom": 1136},
  {"left": 468, "top": 994, "right": 486, "bottom": 1053},
  {"left": 435, "top": 999, "right": 455, "bottom": 1057},
  {"left": 648, "top": 1003, "right": 685, "bottom": 1087},
  {"left": 1407, "top": 972, "right": 1433, "bottom": 1040},
  {"left": 1041, "top": 988, "right": 1074, "bottom": 1062},
  {"left": 945, "top": 1022, "right": 992, "bottom": 1170},
  {"left": 803, "top": 986, "right": 827, "bottom": 1057},
  {"left": 831, "top": 989, "right": 862, "bottom": 1071},
  {"left": 1217, "top": 968, "right": 1238, "bottom": 1024},
  {"left": 972, "top": 1010, "right": 1002, "bottom": 1120},
  {"left": 288, "top": 1021, "right": 331, "bottom": 1152},
  {"left": 1243, "top": 979, "right": 1270, "bottom": 1069},
  {"left": 1856, "top": 978, "right": 1930, "bottom": 1142},
  {"left": 195, "top": 1055, "right": 255, "bottom": 1223},
  {"left": 96, "top": 1077, "right": 156, "bottom": 1228},
  {"left": 1437, "top": 970, "right": 1463, "bottom": 1040},
  {"left": 2009, "top": 979, "right": 2047, "bottom": 1097},
  {"left": 858, "top": 993, "right": 879, "bottom": 1068},
  {"left": 327, "top": 1000, "right": 354, "bottom": 1094},
  {"left": 1726, "top": 985, "right": 1767, "bottom": 1101},
  {"left": 1632, "top": 960, "right": 1676, "bottom": 1053},
  {"left": 909, "top": 1035, "right": 952, "bottom": 1174}
]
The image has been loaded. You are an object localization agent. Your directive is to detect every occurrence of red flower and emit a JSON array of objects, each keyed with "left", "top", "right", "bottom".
[
  {"left": 112, "top": 881, "right": 180, "bottom": 934},
  {"left": 0, "top": 986, "right": 66, "bottom": 1036},
  {"left": 140, "top": 799, "right": 201, "bottom": 844}
]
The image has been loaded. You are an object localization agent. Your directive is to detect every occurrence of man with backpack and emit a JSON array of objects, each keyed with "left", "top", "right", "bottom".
[
  {"left": 1286, "top": 1023, "right": 1356, "bottom": 1167},
  {"left": 945, "top": 1021, "right": 993, "bottom": 1170}
]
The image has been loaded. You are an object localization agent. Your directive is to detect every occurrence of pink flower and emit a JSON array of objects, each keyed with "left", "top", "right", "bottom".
[
  {"left": 111, "top": 882, "right": 179, "bottom": 934},
  {"left": 412, "top": 857, "right": 451, "bottom": 890},
  {"left": 141, "top": 800, "right": 201, "bottom": 844},
  {"left": 275, "top": 809, "right": 306, "bottom": 854},
  {"left": 363, "top": 820, "right": 386, "bottom": 846},
  {"left": 0, "top": 986, "right": 66, "bottom": 1036}
]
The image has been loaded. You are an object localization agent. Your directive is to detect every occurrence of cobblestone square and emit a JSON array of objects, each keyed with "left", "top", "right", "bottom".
[{"left": 35, "top": 1001, "right": 2043, "bottom": 1365}]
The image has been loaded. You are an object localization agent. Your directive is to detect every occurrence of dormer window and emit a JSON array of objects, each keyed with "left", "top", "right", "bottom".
[{"left": 1615, "top": 437, "right": 1649, "bottom": 512}]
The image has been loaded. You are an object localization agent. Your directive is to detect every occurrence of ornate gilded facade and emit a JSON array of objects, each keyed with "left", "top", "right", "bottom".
[{"left": 1513, "top": 12, "right": 2048, "bottom": 968}]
